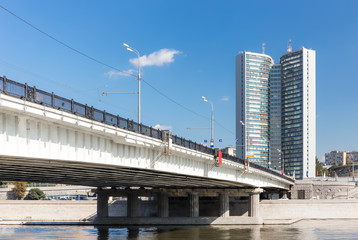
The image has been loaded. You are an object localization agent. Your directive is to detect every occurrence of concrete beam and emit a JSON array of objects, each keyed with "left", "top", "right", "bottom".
[{"left": 94, "top": 188, "right": 248, "bottom": 197}]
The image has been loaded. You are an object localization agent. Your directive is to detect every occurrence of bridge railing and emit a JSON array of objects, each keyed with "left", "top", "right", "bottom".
[{"left": 0, "top": 76, "right": 294, "bottom": 183}]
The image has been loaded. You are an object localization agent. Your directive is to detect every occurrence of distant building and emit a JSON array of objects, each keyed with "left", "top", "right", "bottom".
[
  {"left": 235, "top": 43, "right": 316, "bottom": 179},
  {"left": 325, "top": 151, "right": 358, "bottom": 165},
  {"left": 236, "top": 52, "right": 273, "bottom": 167},
  {"left": 325, "top": 151, "right": 345, "bottom": 165},
  {"left": 269, "top": 64, "right": 282, "bottom": 170},
  {"left": 280, "top": 47, "right": 316, "bottom": 179},
  {"left": 222, "top": 147, "right": 236, "bottom": 157}
]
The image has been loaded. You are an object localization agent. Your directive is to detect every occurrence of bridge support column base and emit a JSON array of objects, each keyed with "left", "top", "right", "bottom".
[
  {"left": 127, "top": 191, "right": 139, "bottom": 217},
  {"left": 157, "top": 192, "right": 169, "bottom": 217},
  {"left": 249, "top": 188, "right": 263, "bottom": 218},
  {"left": 189, "top": 192, "right": 199, "bottom": 217},
  {"left": 97, "top": 188, "right": 109, "bottom": 219},
  {"left": 219, "top": 192, "right": 230, "bottom": 217}
]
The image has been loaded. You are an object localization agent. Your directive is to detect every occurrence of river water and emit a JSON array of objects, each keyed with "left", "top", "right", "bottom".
[{"left": 1, "top": 220, "right": 358, "bottom": 239}]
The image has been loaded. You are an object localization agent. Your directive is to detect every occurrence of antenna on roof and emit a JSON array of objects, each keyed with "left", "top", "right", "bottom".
[
  {"left": 287, "top": 40, "right": 292, "bottom": 52},
  {"left": 262, "top": 43, "right": 266, "bottom": 54}
]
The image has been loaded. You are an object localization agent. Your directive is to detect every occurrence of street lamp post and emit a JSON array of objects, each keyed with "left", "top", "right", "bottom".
[
  {"left": 202, "top": 96, "right": 214, "bottom": 147},
  {"left": 123, "top": 43, "right": 141, "bottom": 124}
]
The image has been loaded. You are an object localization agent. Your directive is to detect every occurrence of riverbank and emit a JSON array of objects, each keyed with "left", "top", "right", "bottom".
[{"left": 1, "top": 199, "right": 358, "bottom": 225}]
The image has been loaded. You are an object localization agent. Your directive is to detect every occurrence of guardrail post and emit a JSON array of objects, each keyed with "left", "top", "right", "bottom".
[
  {"left": 3, "top": 76, "right": 7, "bottom": 93},
  {"left": 71, "top": 99, "right": 74, "bottom": 113},
  {"left": 103, "top": 110, "right": 106, "bottom": 123},
  {"left": 149, "top": 127, "right": 153, "bottom": 137},
  {"left": 33, "top": 86, "right": 37, "bottom": 102},
  {"left": 25, "top": 83, "right": 28, "bottom": 99},
  {"left": 85, "top": 104, "right": 88, "bottom": 118},
  {"left": 117, "top": 115, "right": 120, "bottom": 128},
  {"left": 90, "top": 106, "right": 94, "bottom": 120},
  {"left": 51, "top": 92, "right": 55, "bottom": 107}
]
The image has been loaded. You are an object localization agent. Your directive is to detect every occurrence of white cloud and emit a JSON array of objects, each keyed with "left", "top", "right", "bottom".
[
  {"left": 220, "top": 96, "right": 230, "bottom": 101},
  {"left": 129, "top": 49, "right": 181, "bottom": 67},
  {"left": 106, "top": 69, "right": 135, "bottom": 79},
  {"left": 154, "top": 124, "right": 172, "bottom": 130}
]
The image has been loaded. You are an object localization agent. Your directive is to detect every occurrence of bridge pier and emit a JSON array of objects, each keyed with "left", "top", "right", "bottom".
[
  {"left": 96, "top": 188, "right": 109, "bottom": 219},
  {"left": 157, "top": 192, "right": 169, "bottom": 217},
  {"left": 189, "top": 192, "right": 199, "bottom": 217},
  {"left": 219, "top": 192, "right": 230, "bottom": 217},
  {"left": 127, "top": 191, "right": 139, "bottom": 217},
  {"left": 248, "top": 188, "right": 263, "bottom": 217}
]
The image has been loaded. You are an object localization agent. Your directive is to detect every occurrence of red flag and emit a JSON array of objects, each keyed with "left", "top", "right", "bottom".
[{"left": 218, "top": 151, "right": 222, "bottom": 165}]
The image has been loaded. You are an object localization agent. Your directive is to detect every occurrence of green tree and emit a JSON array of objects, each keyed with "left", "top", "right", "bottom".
[
  {"left": 13, "top": 182, "right": 27, "bottom": 200},
  {"left": 27, "top": 188, "right": 46, "bottom": 200},
  {"left": 316, "top": 157, "right": 329, "bottom": 177}
]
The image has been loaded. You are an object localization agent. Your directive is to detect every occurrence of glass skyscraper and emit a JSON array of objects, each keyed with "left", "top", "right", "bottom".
[
  {"left": 236, "top": 52, "right": 273, "bottom": 167},
  {"left": 280, "top": 47, "right": 316, "bottom": 179},
  {"left": 236, "top": 46, "right": 316, "bottom": 179},
  {"left": 269, "top": 64, "right": 282, "bottom": 170}
]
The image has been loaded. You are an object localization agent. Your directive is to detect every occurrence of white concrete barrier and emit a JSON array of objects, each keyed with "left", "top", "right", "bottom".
[{"left": 260, "top": 199, "right": 358, "bottom": 220}]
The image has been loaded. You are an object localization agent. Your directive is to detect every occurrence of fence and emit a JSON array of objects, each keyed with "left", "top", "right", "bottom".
[{"left": 0, "top": 76, "right": 294, "bottom": 183}]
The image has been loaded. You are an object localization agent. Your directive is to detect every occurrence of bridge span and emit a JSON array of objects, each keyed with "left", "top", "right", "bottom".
[{"left": 0, "top": 76, "right": 294, "bottom": 224}]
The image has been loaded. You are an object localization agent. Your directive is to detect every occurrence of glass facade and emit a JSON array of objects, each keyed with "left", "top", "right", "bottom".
[
  {"left": 280, "top": 49, "right": 305, "bottom": 178},
  {"left": 236, "top": 47, "right": 315, "bottom": 177},
  {"left": 269, "top": 64, "right": 282, "bottom": 170},
  {"left": 236, "top": 52, "right": 273, "bottom": 167}
]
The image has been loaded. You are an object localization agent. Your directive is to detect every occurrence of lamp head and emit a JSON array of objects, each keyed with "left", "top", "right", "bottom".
[
  {"left": 202, "top": 96, "right": 208, "bottom": 102},
  {"left": 123, "top": 43, "right": 129, "bottom": 48}
]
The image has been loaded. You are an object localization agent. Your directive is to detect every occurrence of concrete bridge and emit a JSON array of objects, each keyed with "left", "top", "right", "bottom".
[{"left": 0, "top": 76, "right": 294, "bottom": 224}]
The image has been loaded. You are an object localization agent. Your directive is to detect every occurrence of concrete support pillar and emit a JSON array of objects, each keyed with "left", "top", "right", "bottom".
[
  {"left": 157, "top": 192, "right": 169, "bottom": 217},
  {"left": 97, "top": 189, "right": 109, "bottom": 219},
  {"left": 219, "top": 192, "right": 230, "bottom": 217},
  {"left": 248, "top": 188, "right": 263, "bottom": 217},
  {"left": 127, "top": 191, "right": 139, "bottom": 217},
  {"left": 282, "top": 191, "right": 288, "bottom": 199},
  {"left": 189, "top": 192, "right": 199, "bottom": 217}
]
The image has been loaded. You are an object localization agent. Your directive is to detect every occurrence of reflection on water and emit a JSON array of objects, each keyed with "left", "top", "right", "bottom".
[{"left": 1, "top": 220, "right": 358, "bottom": 239}]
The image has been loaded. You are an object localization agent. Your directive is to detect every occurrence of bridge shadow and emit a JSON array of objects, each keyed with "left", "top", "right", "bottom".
[{"left": 94, "top": 225, "right": 265, "bottom": 240}]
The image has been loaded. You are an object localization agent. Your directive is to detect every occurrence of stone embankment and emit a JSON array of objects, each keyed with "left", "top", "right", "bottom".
[{"left": 1, "top": 199, "right": 358, "bottom": 225}]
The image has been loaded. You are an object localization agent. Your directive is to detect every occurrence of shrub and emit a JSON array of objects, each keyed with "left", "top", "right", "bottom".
[
  {"left": 14, "top": 182, "right": 27, "bottom": 200},
  {"left": 27, "top": 188, "right": 46, "bottom": 200}
]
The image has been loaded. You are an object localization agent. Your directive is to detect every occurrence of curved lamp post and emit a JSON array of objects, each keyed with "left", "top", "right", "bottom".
[
  {"left": 202, "top": 96, "right": 214, "bottom": 147},
  {"left": 123, "top": 43, "right": 141, "bottom": 124}
]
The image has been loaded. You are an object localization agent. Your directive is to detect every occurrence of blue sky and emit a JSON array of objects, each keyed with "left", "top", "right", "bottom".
[{"left": 1, "top": 0, "right": 358, "bottom": 162}]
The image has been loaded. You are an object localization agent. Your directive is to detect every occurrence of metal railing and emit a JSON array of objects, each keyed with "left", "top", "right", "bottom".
[{"left": 0, "top": 76, "right": 294, "bottom": 183}]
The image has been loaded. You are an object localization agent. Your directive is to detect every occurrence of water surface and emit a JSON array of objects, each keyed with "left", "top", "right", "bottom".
[{"left": 1, "top": 220, "right": 358, "bottom": 240}]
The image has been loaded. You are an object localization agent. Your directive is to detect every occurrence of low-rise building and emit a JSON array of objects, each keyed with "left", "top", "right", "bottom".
[
  {"left": 325, "top": 150, "right": 358, "bottom": 165},
  {"left": 222, "top": 147, "right": 236, "bottom": 157}
]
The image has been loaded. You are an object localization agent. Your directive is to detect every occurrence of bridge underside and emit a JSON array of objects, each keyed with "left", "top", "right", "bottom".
[{"left": 0, "top": 155, "right": 251, "bottom": 189}]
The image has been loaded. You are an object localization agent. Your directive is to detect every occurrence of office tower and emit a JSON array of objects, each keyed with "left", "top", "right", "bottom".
[
  {"left": 236, "top": 52, "right": 273, "bottom": 167},
  {"left": 280, "top": 47, "right": 316, "bottom": 179},
  {"left": 269, "top": 64, "right": 282, "bottom": 170}
]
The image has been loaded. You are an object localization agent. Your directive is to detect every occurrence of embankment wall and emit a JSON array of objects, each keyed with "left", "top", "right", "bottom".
[
  {"left": 1, "top": 199, "right": 358, "bottom": 223},
  {"left": 260, "top": 199, "right": 358, "bottom": 219}
]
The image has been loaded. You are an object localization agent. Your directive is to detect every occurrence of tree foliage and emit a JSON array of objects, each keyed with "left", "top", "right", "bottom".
[
  {"left": 27, "top": 188, "right": 46, "bottom": 200},
  {"left": 316, "top": 157, "right": 329, "bottom": 176},
  {"left": 13, "top": 181, "right": 27, "bottom": 200}
]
